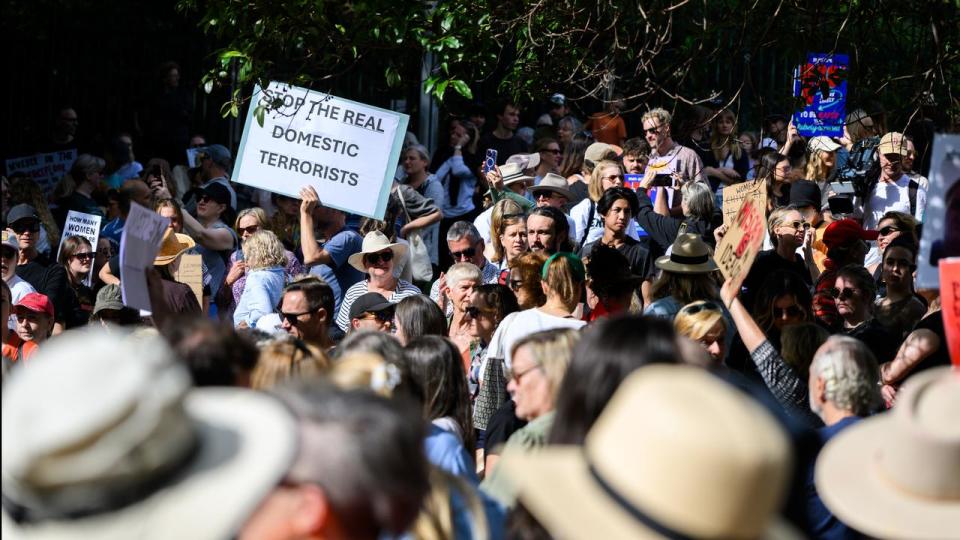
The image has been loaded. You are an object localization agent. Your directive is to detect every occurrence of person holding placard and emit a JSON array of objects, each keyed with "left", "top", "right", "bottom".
[
  {"left": 57, "top": 235, "right": 95, "bottom": 327},
  {"left": 740, "top": 207, "right": 816, "bottom": 310}
]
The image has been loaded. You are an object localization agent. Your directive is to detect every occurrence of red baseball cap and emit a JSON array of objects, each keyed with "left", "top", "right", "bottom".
[
  {"left": 823, "top": 219, "right": 879, "bottom": 249},
  {"left": 14, "top": 292, "right": 55, "bottom": 318}
]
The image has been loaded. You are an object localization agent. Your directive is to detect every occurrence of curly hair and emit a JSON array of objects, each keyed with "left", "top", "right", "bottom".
[{"left": 242, "top": 230, "right": 287, "bottom": 270}]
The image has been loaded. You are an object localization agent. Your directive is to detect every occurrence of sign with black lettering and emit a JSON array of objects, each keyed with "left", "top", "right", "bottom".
[
  {"left": 56, "top": 210, "right": 102, "bottom": 287},
  {"left": 233, "top": 81, "right": 409, "bottom": 220},
  {"left": 714, "top": 195, "right": 765, "bottom": 293}
]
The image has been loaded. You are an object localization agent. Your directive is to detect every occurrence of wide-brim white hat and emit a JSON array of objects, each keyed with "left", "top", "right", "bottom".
[
  {"left": 347, "top": 230, "right": 409, "bottom": 273},
  {"left": 815, "top": 367, "right": 960, "bottom": 539}
]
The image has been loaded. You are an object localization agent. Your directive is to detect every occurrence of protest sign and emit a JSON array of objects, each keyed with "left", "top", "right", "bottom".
[
  {"left": 916, "top": 134, "right": 960, "bottom": 289},
  {"left": 186, "top": 148, "right": 201, "bottom": 168},
  {"left": 233, "top": 81, "right": 409, "bottom": 220},
  {"left": 119, "top": 203, "right": 170, "bottom": 311},
  {"left": 714, "top": 195, "right": 766, "bottom": 292},
  {"left": 722, "top": 181, "right": 767, "bottom": 227},
  {"left": 56, "top": 211, "right": 102, "bottom": 287},
  {"left": 174, "top": 254, "right": 203, "bottom": 306},
  {"left": 939, "top": 258, "right": 960, "bottom": 366},
  {"left": 5, "top": 149, "right": 77, "bottom": 194},
  {"left": 792, "top": 53, "right": 849, "bottom": 138}
]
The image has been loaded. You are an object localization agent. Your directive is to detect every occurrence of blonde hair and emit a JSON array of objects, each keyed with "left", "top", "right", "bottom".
[
  {"left": 491, "top": 199, "right": 525, "bottom": 263},
  {"left": 328, "top": 352, "right": 406, "bottom": 398},
  {"left": 588, "top": 159, "right": 623, "bottom": 202},
  {"left": 242, "top": 230, "right": 287, "bottom": 270},
  {"left": 804, "top": 150, "right": 835, "bottom": 182},
  {"left": 767, "top": 206, "right": 800, "bottom": 248},
  {"left": 510, "top": 328, "right": 580, "bottom": 405},
  {"left": 674, "top": 301, "right": 726, "bottom": 341},
  {"left": 709, "top": 109, "right": 742, "bottom": 161},
  {"left": 642, "top": 107, "right": 672, "bottom": 128},
  {"left": 250, "top": 337, "right": 329, "bottom": 390},
  {"left": 234, "top": 207, "right": 268, "bottom": 230},
  {"left": 542, "top": 254, "right": 584, "bottom": 309}
]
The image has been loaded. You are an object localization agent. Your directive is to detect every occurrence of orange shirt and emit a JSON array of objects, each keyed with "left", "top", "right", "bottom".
[
  {"left": 3, "top": 334, "right": 39, "bottom": 363},
  {"left": 586, "top": 112, "right": 626, "bottom": 145}
]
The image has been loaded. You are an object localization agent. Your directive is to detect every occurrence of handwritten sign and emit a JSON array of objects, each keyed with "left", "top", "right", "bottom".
[
  {"left": 119, "top": 203, "right": 170, "bottom": 311},
  {"left": 174, "top": 254, "right": 203, "bottom": 306},
  {"left": 792, "top": 53, "right": 849, "bottom": 138},
  {"left": 714, "top": 197, "right": 765, "bottom": 292},
  {"left": 916, "top": 134, "right": 960, "bottom": 289},
  {"left": 233, "top": 81, "right": 409, "bottom": 220},
  {"left": 56, "top": 211, "right": 102, "bottom": 287},
  {"left": 939, "top": 259, "right": 960, "bottom": 366},
  {"left": 5, "top": 150, "right": 77, "bottom": 194},
  {"left": 722, "top": 181, "right": 767, "bottom": 227}
]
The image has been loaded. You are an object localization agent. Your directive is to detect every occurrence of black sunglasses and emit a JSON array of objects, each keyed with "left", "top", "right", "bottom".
[
  {"left": 878, "top": 226, "right": 901, "bottom": 236},
  {"left": 364, "top": 250, "right": 394, "bottom": 265},
  {"left": 450, "top": 247, "right": 476, "bottom": 260},
  {"left": 71, "top": 252, "right": 95, "bottom": 262},
  {"left": 465, "top": 306, "right": 494, "bottom": 319},
  {"left": 238, "top": 225, "right": 260, "bottom": 235},
  {"left": 11, "top": 221, "right": 40, "bottom": 234},
  {"left": 279, "top": 308, "right": 319, "bottom": 324},
  {"left": 361, "top": 309, "right": 395, "bottom": 323},
  {"left": 828, "top": 287, "right": 860, "bottom": 300},
  {"left": 643, "top": 126, "right": 662, "bottom": 135},
  {"left": 773, "top": 305, "right": 803, "bottom": 318},
  {"left": 681, "top": 301, "right": 721, "bottom": 315}
]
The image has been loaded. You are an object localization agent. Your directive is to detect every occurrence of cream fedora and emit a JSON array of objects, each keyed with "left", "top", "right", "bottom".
[
  {"left": 655, "top": 232, "right": 718, "bottom": 274},
  {"left": 529, "top": 173, "right": 574, "bottom": 201},
  {"left": 347, "top": 230, "right": 409, "bottom": 273},
  {"left": 815, "top": 367, "right": 960, "bottom": 539},
  {"left": 500, "top": 365, "right": 798, "bottom": 539},
  {"left": 497, "top": 162, "right": 535, "bottom": 187}
]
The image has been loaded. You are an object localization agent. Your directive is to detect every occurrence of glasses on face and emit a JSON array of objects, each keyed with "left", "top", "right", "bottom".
[
  {"left": 465, "top": 306, "right": 495, "bottom": 319},
  {"left": 364, "top": 250, "right": 394, "bottom": 266},
  {"left": 450, "top": 247, "right": 477, "bottom": 261},
  {"left": 782, "top": 220, "right": 810, "bottom": 232},
  {"left": 828, "top": 287, "right": 861, "bottom": 301},
  {"left": 508, "top": 363, "right": 542, "bottom": 384},
  {"left": 508, "top": 278, "right": 524, "bottom": 292},
  {"left": 279, "top": 308, "right": 319, "bottom": 325},
  {"left": 11, "top": 221, "right": 40, "bottom": 234},
  {"left": 361, "top": 310, "right": 394, "bottom": 323},
  {"left": 878, "top": 226, "right": 901, "bottom": 236},
  {"left": 681, "top": 301, "right": 721, "bottom": 315},
  {"left": 238, "top": 225, "right": 260, "bottom": 235},
  {"left": 643, "top": 125, "right": 662, "bottom": 135},
  {"left": 198, "top": 195, "right": 215, "bottom": 204},
  {"left": 71, "top": 252, "right": 95, "bottom": 263},
  {"left": 773, "top": 305, "right": 803, "bottom": 318},
  {"left": 883, "top": 153, "right": 902, "bottom": 163},
  {"left": 536, "top": 191, "right": 562, "bottom": 201}
]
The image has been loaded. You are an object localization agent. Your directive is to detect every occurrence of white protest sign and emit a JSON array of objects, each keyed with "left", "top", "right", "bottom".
[
  {"left": 119, "top": 203, "right": 170, "bottom": 311},
  {"left": 186, "top": 148, "right": 201, "bottom": 168},
  {"left": 233, "top": 81, "right": 409, "bottom": 220},
  {"left": 917, "top": 133, "right": 960, "bottom": 289},
  {"left": 57, "top": 211, "right": 102, "bottom": 287},
  {"left": 5, "top": 150, "right": 77, "bottom": 194}
]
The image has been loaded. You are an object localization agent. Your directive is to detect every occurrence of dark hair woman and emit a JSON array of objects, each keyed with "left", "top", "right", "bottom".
[
  {"left": 405, "top": 336, "right": 476, "bottom": 453},
  {"left": 57, "top": 235, "right": 96, "bottom": 327}
]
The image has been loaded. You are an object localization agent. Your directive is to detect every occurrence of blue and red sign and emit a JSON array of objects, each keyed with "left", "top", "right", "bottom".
[{"left": 792, "top": 53, "right": 849, "bottom": 138}]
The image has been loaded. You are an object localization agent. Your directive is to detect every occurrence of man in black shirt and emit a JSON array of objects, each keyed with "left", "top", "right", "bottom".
[
  {"left": 479, "top": 100, "right": 528, "bottom": 165},
  {"left": 9, "top": 204, "right": 73, "bottom": 331}
]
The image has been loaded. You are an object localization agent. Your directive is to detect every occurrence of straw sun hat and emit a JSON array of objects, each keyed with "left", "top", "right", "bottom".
[
  {"left": 153, "top": 228, "right": 196, "bottom": 266},
  {"left": 347, "top": 231, "right": 409, "bottom": 273}
]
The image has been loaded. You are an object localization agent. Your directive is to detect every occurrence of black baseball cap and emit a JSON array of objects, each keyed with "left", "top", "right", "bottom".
[
  {"left": 789, "top": 180, "right": 822, "bottom": 208},
  {"left": 348, "top": 293, "right": 395, "bottom": 320},
  {"left": 197, "top": 183, "right": 232, "bottom": 206},
  {"left": 7, "top": 204, "right": 40, "bottom": 225}
]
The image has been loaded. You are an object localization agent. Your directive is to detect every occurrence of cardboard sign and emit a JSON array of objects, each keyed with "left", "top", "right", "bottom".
[
  {"left": 233, "top": 81, "right": 409, "bottom": 220},
  {"left": 5, "top": 149, "right": 77, "bottom": 194},
  {"left": 56, "top": 211, "right": 102, "bottom": 287},
  {"left": 939, "top": 258, "right": 960, "bottom": 366},
  {"left": 722, "top": 181, "right": 767, "bottom": 227},
  {"left": 174, "top": 253, "right": 203, "bottom": 306},
  {"left": 714, "top": 195, "right": 766, "bottom": 292},
  {"left": 916, "top": 134, "right": 960, "bottom": 289},
  {"left": 119, "top": 203, "right": 170, "bottom": 311},
  {"left": 792, "top": 53, "right": 849, "bottom": 138}
]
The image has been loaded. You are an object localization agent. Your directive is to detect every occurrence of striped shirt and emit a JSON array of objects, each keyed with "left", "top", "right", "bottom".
[{"left": 336, "top": 279, "right": 422, "bottom": 331}]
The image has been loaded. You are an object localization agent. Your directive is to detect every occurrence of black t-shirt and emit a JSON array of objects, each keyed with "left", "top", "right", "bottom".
[
  {"left": 478, "top": 133, "right": 528, "bottom": 165},
  {"left": 580, "top": 236, "right": 655, "bottom": 280},
  {"left": 15, "top": 254, "right": 73, "bottom": 325},
  {"left": 741, "top": 250, "right": 812, "bottom": 310},
  {"left": 845, "top": 318, "right": 901, "bottom": 364},
  {"left": 483, "top": 399, "right": 527, "bottom": 455}
]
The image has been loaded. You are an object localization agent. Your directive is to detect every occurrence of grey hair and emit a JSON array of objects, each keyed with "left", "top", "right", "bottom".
[
  {"left": 276, "top": 382, "right": 429, "bottom": 538},
  {"left": 446, "top": 262, "right": 482, "bottom": 289},
  {"left": 446, "top": 221, "right": 482, "bottom": 245},
  {"left": 681, "top": 181, "right": 715, "bottom": 220},
  {"left": 810, "top": 335, "right": 881, "bottom": 416},
  {"left": 73, "top": 154, "right": 106, "bottom": 176},
  {"left": 404, "top": 143, "right": 431, "bottom": 163}
]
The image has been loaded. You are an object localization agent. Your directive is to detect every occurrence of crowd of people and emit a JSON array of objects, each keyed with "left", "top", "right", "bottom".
[{"left": 1, "top": 87, "right": 957, "bottom": 539}]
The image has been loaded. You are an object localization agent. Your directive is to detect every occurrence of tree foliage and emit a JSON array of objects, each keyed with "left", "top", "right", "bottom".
[{"left": 178, "top": 0, "right": 959, "bottom": 126}]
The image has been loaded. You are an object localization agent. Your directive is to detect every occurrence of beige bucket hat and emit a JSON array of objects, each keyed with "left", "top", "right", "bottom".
[
  {"left": 1, "top": 328, "right": 298, "bottom": 540},
  {"left": 347, "top": 230, "right": 409, "bottom": 273},
  {"left": 499, "top": 365, "right": 799, "bottom": 539},
  {"left": 815, "top": 367, "right": 960, "bottom": 539},
  {"left": 655, "top": 233, "right": 718, "bottom": 274},
  {"left": 529, "top": 173, "right": 574, "bottom": 201}
]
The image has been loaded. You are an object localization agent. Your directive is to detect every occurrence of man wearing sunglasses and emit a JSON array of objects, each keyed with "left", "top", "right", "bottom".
[
  {"left": 278, "top": 276, "right": 336, "bottom": 351},
  {"left": 7, "top": 205, "right": 70, "bottom": 333},
  {"left": 184, "top": 143, "right": 237, "bottom": 213},
  {"left": 641, "top": 108, "right": 707, "bottom": 192},
  {"left": 2, "top": 230, "right": 37, "bottom": 319},
  {"left": 348, "top": 292, "right": 395, "bottom": 333},
  {"left": 430, "top": 221, "right": 499, "bottom": 316}
]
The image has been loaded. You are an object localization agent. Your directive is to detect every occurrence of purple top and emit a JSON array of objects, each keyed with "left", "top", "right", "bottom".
[{"left": 227, "top": 249, "right": 305, "bottom": 305}]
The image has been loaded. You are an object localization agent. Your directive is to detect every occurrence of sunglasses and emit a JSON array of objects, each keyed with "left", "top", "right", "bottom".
[
  {"left": 238, "top": 225, "right": 260, "bottom": 235},
  {"left": 364, "top": 250, "right": 394, "bottom": 266},
  {"left": 828, "top": 287, "right": 861, "bottom": 301},
  {"left": 643, "top": 126, "right": 662, "bottom": 135},
  {"left": 878, "top": 226, "right": 901, "bottom": 236},
  {"left": 450, "top": 247, "right": 476, "bottom": 261},
  {"left": 681, "top": 301, "right": 721, "bottom": 315},
  {"left": 773, "top": 305, "right": 803, "bottom": 318},
  {"left": 11, "top": 222, "right": 40, "bottom": 234},
  {"left": 279, "top": 308, "right": 319, "bottom": 324},
  {"left": 465, "top": 306, "right": 495, "bottom": 319},
  {"left": 360, "top": 310, "right": 394, "bottom": 323},
  {"left": 198, "top": 195, "right": 217, "bottom": 204},
  {"left": 508, "top": 278, "right": 524, "bottom": 291},
  {"left": 71, "top": 252, "right": 95, "bottom": 262},
  {"left": 782, "top": 220, "right": 810, "bottom": 231}
]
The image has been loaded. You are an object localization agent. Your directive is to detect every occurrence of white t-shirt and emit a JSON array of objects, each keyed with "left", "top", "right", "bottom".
[
  {"left": 6, "top": 274, "right": 36, "bottom": 329},
  {"left": 490, "top": 308, "right": 586, "bottom": 370},
  {"left": 569, "top": 198, "right": 641, "bottom": 247},
  {"left": 474, "top": 206, "right": 494, "bottom": 244},
  {"left": 861, "top": 174, "right": 927, "bottom": 267}
]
